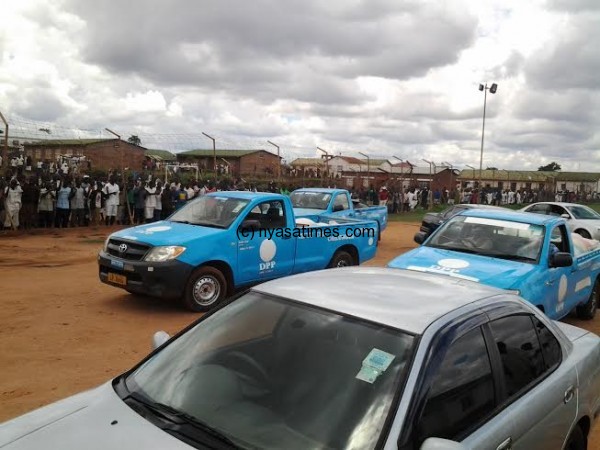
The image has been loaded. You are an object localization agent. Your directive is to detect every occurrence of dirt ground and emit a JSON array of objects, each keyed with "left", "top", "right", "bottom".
[{"left": 1, "top": 222, "right": 599, "bottom": 447}]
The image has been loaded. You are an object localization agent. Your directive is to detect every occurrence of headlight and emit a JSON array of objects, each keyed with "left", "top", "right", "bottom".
[
  {"left": 144, "top": 246, "right": 186, "bottom": 262},
  {"left": 505, "top": 289, "right": 521, "bottom": 295}
]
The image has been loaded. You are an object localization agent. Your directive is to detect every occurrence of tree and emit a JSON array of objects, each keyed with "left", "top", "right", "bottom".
[
  {"left": 486, "top": 167, "right": 498, "bottom": 170},
  {"left": 127, "top": 135, "right": 141, "bottom": 146},
  {"left": 538, "top": 161, "right": 561, "bottom": 171}
]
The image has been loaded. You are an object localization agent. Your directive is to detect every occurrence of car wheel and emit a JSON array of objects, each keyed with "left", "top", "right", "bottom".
[
  {"left": 183, "top": 266, "right": 227, "bottom": 312},
  {"left": 576, "top": 279, "right": 599, "bottom": 320},
  {"left": 328, "top": 250, "right": 355, "bottom": 268},
  {"left": 564, "top": 424, "right": 586, "bottom": 450},
  {"left": 575, "top": 229, "right": 592, "bottom": 239}
]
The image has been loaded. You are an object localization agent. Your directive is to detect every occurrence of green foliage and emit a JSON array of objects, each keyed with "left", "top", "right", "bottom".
[
  {"left": 538, "top": 161, "right": 561, "bottom": 171},
  {"left": 127, "top": 135, "right": 141, "bottom": 146}
]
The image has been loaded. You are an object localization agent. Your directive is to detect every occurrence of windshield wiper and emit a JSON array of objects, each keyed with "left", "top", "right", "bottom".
[
  {"left": 127, "top": 392, "right": 239, "bottom": 448},
  {"left": 169, "top": 220, "right": 225, "bottom": 228}
]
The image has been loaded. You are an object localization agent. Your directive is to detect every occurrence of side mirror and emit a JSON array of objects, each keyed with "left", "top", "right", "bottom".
[
  {"left": 152, "top": 330, "right": 170, "bottom": 351},
  {"left": 332, "top": 204, "right": 344, "bottom": 212},
  {"left": 239, "top": 219, "right": 260, "bottom": 231},
  {"left": 414, "top": 231, "right": 427, "bottom": 245},
  {"left": 420, "top": 437, "right": 468, "bottom": 450},
  {"left": 560, "top": 214, "right": 570, "bottom": 220},
  {"left": 550, "top": 251, "right": 573, "bottom": 268}
]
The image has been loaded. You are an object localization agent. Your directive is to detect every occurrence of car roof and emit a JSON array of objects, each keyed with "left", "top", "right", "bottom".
[
  {"left": 205, "top": 191, "right": 279, "bottom": 200},
  {"left": 252, "top": 267, "right": 507, "bottom": 334},
  {"left": 459, "top": 208, "right": 558, "bottom": 225}
]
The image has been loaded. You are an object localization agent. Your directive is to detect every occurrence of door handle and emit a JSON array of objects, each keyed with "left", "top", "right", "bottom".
[
  {"left": 564, "top": 386, "right": 575, "bottom": 404},
  {"left": 496, "top": 437, "right": 512, "bottom": 450}
]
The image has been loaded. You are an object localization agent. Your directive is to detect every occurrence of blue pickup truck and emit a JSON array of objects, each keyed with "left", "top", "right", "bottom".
[
  {"left": 388, "top": 208, "right": 600, "bottom": 320},
  {"left": 98, "top": 191, "right": 378, "bottom": 311},
  {"left": 290, "top": 188, "right": 387, "bottom": 239}
]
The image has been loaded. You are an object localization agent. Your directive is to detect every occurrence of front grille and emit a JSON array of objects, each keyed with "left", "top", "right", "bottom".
[{"left": 106, "top": 239, "right": 151, "bottom": 261}]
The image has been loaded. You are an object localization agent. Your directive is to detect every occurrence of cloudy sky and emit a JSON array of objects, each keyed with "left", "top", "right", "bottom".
[{"left": 1, "top": 0, "right": 599, "bottom": 171}]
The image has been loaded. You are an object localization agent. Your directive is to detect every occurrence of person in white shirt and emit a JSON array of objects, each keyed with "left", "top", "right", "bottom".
[
  {"left": 144, "top": 180, "right": 157, "bottom": 222},
  {"left": 154, "top": 181, "right": 163, "bottom": 221},
  {"left": 4, "top": 179, "right": 23, "bottom": 229},
  {"left": 102, "top": 176, "right": 120, "bottom": 225}
]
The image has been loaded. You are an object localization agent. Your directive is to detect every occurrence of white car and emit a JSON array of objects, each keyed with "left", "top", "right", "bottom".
[
  {"left": 1, "top": 268, "right": 599, "bottom": 450},
  {"left": 520, "top": 202, "right": 600, "bottom": 240}
]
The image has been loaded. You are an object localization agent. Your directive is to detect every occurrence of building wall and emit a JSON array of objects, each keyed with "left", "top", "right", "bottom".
[
  {"left": 25, "top": 140, "right": 145, "bottom": 172},
  {"left": 239, "top": 151, "right": 280, "bottom": 176}
]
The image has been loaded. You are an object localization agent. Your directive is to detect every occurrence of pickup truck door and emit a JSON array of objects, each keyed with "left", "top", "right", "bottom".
[
  {"left": 545, "top": 224, "right": 577, "bottom": 318},
  {"left": 237, "top": 200, "right": 295, "bottom": 283}
]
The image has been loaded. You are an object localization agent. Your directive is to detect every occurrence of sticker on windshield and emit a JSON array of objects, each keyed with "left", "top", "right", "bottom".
[{"left": 356, "top": 348, "right": 395, "bottom": 384}]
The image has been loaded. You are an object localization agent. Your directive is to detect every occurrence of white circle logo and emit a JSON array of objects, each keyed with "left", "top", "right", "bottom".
[
  {"left": 259, "top": 240, "right": 277, "bottom": 262},
  {"left": 368, "top": 237, "right": 374, "bottom": 246},
  {"left": 558, "top": 275, "right": 568, "bottom": 303},
  {"left": 438, "top": 259, "right": 470, "bottom": 269}
]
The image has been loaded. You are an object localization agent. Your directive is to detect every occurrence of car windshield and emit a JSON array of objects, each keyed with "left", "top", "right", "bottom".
[
  {"left": 168, "top": 195, "right": 250, "bottom": 228},
  {"left": 290, "top": 191, "right": 332, "bottom": 210},
  {"left": 427, "top": 215, "right": 546, "bottom": 263},
  {"left": 123, "top": 292, "right": 415, "bottom": 449},
  {"left": 567, "top": 205, "right": 600, "bottom": 220}
]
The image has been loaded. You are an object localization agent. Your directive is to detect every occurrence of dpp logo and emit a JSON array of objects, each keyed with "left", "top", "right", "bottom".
[{"left": 259, "top": 240, "right": 277, "bottom": 271}]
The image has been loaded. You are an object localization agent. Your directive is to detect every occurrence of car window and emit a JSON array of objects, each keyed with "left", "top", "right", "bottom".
[
  {"left": 550, "top": 225, "right": 570, "bottom": 254},
  {"left": 416, "top": 327, "right": 495, "bottom": 443},
  {"left": 532, "top": 317, "right": 562, "bottom": 370},
  {"left": 333, "top": 193, "right": 350, "bottom": 211},
  {"left": 243, "top": 200, "right": 286, "bottom": 229},
  {"left": 549, "top": 205, "right": 567, "bottom": 217},
  {"left": 568, "top": 205, "right": 600, "bottom": 220},
  {"left": 488, "top": 315, "right": 546, "bottom": 398},
  {"left": 526, "top": 204, "right": 549, "bottom": 214}
]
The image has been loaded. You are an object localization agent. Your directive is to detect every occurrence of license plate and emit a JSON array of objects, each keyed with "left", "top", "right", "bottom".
[{"left": 108, "top": 273, "right": 127, "bottom": 286}]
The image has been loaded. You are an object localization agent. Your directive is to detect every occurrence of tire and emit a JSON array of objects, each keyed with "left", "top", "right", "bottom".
[
  {"left": 577, "top": 279, "right": 599, "bottom": 320},
  {"left": 575, "top": 229, "right": 592, "bottom": 239},
  {"left": 182, "top": 266, "right": 227, "bottom": 312},
  {"left": 564, "top": 424, "right": 586, "bottom": 450},
  {"left": 328, "top": 250, "right": 355, "bottom": 268}
]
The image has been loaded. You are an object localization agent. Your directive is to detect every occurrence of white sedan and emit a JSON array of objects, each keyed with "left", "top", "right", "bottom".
[
  {"left": 1, "top": 268, "right": 599, "bottom": 449},
  {"left": 520, "top": 202, "right": 600, "bottom": 240}
]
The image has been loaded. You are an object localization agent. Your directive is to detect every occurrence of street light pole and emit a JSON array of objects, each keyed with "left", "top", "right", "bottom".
[
  {"left": 267, "top": 140, "right": 281, "bottom": 180},
  {"left": 317, "top": 147, "right": 330, "bottom": 186},
  {"left": 202, "top": 132, "right": 217, "bottom": 177},
  {"left": 358, "top": 151, "right": 370, "bottom": 188},
  {"left": 478, "top": 82, "right": 498, "bottom": 188}
]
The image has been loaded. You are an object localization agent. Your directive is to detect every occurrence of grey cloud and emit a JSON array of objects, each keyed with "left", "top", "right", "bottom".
[
  {"left": 526, "top": 16, "right": 600, "bottom": 90},
  {"left": 13, "top": 89, "right": 69, "bottom": 121},
  {"left": 61, "top": 0, "right": 477, "bottom": 97},
  {"left": 548, "top": 0, "right": 600, "bottom": 13}
]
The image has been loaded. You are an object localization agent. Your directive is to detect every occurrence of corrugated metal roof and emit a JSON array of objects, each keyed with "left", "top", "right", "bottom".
[
  {"left": 178, "top": 149, "right": 277, "bottom": 158},
  {"left": 290, "top": 158, "right": 324, "bottom": 166},
  {"left": 145, "top": 149, "right": 177, "bottom": 160},
  {"left": 27, "top": 139, "right": 113, "bottom": 146}
]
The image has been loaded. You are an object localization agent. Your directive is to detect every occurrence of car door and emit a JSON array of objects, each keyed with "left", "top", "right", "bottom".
[
  {"left": 545, "top": 224, "right": 579, "bottom": 316},
  {"left": 237, "top": 200, "right": 295, "bottom": 283},
  {"left": 482, "top": 312, "right": 578, "bottom": 450}
]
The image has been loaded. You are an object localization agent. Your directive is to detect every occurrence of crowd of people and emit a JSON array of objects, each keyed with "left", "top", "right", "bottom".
[{"left": 2, "top": 170, "right": 599, "bottom": 231}]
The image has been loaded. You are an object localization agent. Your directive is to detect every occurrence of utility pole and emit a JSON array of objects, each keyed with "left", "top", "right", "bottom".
[
  {"left": 358, "top": 151, "right": 370, "bottom": 189},
  {"left": 0, "top": 111, "right": 8, "bottom": 172},
  {"left": 267, "top": 140, "right": 281, "bottom": 180},
  {"left": 202, "top": 132, "right": 217, "bottom": 179},
  {"left": 316, "top": 147, "right": 331, "bottom": 186}
]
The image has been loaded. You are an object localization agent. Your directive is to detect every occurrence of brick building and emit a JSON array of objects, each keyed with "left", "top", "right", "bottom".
[
  {"left": 24, "top": 139, "right": 146, "bottom": 173},
  {"left": 177, "top": 149, "right": 281, "bottom": 177}
]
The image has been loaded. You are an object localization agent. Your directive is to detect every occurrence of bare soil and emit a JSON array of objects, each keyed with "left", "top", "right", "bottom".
[{"left": 1, "top": 222, "right": 598, "bottom": 447}]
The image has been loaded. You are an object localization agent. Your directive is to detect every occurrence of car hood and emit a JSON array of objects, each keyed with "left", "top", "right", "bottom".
[
  {"left": 0, "top": 382, "right": 189, "bottom": 450},
  {"left": 109, "top": 220, "right": 223, "bottom": 246},
  {"left": 387, "top": 246, "right": 536, "bottom": 288}
]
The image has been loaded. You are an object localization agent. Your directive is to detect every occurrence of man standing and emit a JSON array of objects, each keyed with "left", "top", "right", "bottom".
[
  {"left": 103, "top": 176, "right": 120, "bottom": 226},
  {"left": 3, "top": 179, "right": 23, "bottom": 229}
]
